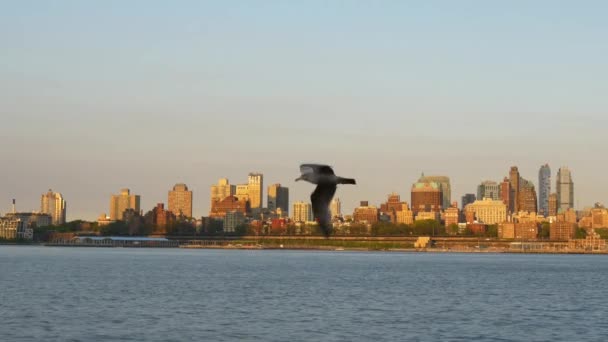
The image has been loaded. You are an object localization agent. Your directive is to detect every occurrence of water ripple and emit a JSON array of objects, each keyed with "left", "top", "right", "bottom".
[{"left": 2, "top": 247, "right": 608, "bottom": 341}]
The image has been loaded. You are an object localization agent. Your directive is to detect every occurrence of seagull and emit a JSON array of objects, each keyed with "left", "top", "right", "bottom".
[{"left": 295, "top": 164, "right": 356, "bottom": 237}]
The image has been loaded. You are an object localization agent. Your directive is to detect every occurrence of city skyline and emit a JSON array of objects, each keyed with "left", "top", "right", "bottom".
[
  {"left": 0, "top": 162, "right": 599, "bottom": 222},
  {"left": 2, "top": 2, "right": 607, "bottom": 220}
]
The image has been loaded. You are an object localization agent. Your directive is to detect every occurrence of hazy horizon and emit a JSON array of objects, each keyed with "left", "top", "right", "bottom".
[{"left": 2, "top": 1, "right": 607, "bottom": 220}]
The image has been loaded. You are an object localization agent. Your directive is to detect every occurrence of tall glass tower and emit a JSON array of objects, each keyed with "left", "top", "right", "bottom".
[
  {"left": 538, "top": 164, "right": 551, "bottom": 216},
  {"left": 556, "top": 167, "right": 574, "bottom": 212}
]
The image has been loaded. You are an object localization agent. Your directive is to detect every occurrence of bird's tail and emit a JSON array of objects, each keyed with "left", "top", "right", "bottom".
[{"left": 338, "top": 177, "right": 356, "bottom": 185}]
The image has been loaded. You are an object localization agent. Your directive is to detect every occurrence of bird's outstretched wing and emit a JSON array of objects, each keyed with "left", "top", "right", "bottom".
[
  {"left": 311, "top": 183, "right": 337, "bottom": 237},
  {"left": 300, "top": 164, "right": 334, "bottom": 176}
]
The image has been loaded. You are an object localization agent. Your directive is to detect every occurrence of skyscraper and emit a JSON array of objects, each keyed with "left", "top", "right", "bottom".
[
  {"left": 330, "top": 198, "right": 342, "bottom": 218},
  {"left": 477, "top": 181, "right": 500, "bottom": 201},
  {"left": 418, "top": 175, "right": 451, "bottom": 209},
  {"left": 411, "top": 182, "right": 442, "bottom": 214},
  {"left": 500, "top": 177, "right": 511, "bottom": 208},
  {"left": 538, "top": 164, "right": 551, "bottom": 217},
  {"left": 168, "top": 183, "right": 193, "bottom": 217},
  {"left": 556, "top": 167, "right": 574, "bottom": 211},
  {"left": 110, "top": 189, "right": 141, "bottom": 221},
  {"left": 509, "top": 167, "right": 520, "bottom": 213},
  {"left": 548, "top": 193, "right": 558, "bottom": 217},
  {"left": 210, "top": 178, "right": 235, "bottom": 203},
  {"left": 518, "top": 179, "right": 538, "bottom": 214},
  {"left": 248, "top": 173, "right": 263, "bottom": 210},
  {"left": 461, "top": 193, "right": 476, "bottom": 209},
  {"left": 235, "top": 184, "right": 249, "bottom": 202},
  {"left": 267, "top": 183, "right": 289, "bottom": 214},
  {"left": 292, "top": 201, "right": 313, "bottom": 223},
  {"left": 40, "top": 189, "right": 66, "bottom": 225}
]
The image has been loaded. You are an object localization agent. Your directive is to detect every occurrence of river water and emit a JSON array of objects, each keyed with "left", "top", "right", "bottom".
[{"left": 1, "top": 246, "right": 607, "bottom": 341}]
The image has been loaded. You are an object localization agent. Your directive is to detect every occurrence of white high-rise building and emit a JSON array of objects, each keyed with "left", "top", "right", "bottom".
[
  {"left": 556, "top": 167, "right": 574, "bottom": 211},
  {"left": 40, "top": 189, "right": 66, "bottom": 225},
  {"left": 292, "top": 201, "right": 313, "bottom": 223}
]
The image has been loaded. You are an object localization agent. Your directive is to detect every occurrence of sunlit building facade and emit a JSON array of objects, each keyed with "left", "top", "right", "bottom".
[
  {"left": 168, "top": 183, "right": 193, "bottom": 217},
  {"left": 418, "top": 175, "right": 451, "bottom": 209},
  {"left": 411, "top": 182, "right": 442, "bottom": 214},
  {"left": 211, "top": 178, "right": 235, "bottom": 203},
  {"left": 268, "top": 183, "right": 289, "bottom": 214},
  {"left": 40, "top": 189, "right": 66, "bottom": 225},
  {"left": 292, "top": 201, "right": 313, "bottom": 223},
  {"left": 109, "top": 189, "right": 140, "bottom": 221},
  {"left": 248, "top": 173, "right": 263, "bottom": 210},
  {"left": 464, "top": 198, "right": 507, "bottom": 225}
]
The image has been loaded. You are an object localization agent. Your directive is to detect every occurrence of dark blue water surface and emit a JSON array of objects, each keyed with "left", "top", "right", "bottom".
[{"left": 1, "top": 246, "right": 607, "bottom": 341}]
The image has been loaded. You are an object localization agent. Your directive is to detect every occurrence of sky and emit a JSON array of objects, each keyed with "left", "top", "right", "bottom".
[{"left": 1, "top": 1, "right": 607, "bottom": 220}]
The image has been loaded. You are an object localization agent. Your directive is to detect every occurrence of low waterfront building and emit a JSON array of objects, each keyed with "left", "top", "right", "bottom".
[
  {"left": 515, "top": 222, "right": 538, "bottom": 240},
  {"left": 0, "top": 217, "right": 32, "bottom": 240},
  {"left": 467, "top": 223, "right": 487, "bottom": 235},
  {"left": 54, "top": 236, "right": 179, "bottom": 247},
  {"left": 5, "top": 212, "right": 51, "bottom": 228},
  {"left": 499, "top": 222, "right": 539, "bottom": 240},
  {"left": 224, "top": 211, "right": 246, "bottom": 233},
  {"left": 550, "top": 221, "right": 576, "bottom": 241},
  {"left": 415, "top": 211, "right": 440, "bottom": 221},
  {"left": 396, "top": 205, "right": 414, "bottom": 225},
  {"left": 498, "top": 223, "right": 515, "bottom": 239},
  {"left": 97, "top": 214, "right": 115, "bottom": 226}
]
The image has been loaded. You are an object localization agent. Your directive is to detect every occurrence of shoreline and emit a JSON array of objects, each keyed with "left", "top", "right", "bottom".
[{"left": 4, "top": 242, "right": 607, "bottom": 255}]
